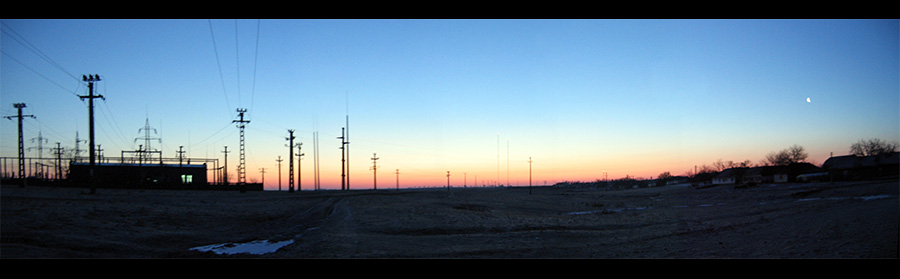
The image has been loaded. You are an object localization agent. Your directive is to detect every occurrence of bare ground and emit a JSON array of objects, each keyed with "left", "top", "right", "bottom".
[{"left": 1, "top": 179, "right": 897, "bottom": 258}]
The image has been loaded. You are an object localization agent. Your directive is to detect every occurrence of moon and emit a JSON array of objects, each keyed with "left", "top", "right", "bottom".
[{"left": 806, "top": 97, "right": 811, "bottom": 103}]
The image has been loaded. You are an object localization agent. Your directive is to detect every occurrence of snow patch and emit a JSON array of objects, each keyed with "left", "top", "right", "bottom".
[{"left": 190, "top": 239, "right": 294, "bottom": 255}]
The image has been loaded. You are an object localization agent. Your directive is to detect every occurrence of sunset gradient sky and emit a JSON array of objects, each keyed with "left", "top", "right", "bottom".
[{"left": 2, "top": 19, "right": 898, "bottom": 190}]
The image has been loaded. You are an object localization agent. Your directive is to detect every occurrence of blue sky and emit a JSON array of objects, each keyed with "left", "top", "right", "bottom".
[{"left": 2, "top": 19, "right": 898, "bottom": 189}]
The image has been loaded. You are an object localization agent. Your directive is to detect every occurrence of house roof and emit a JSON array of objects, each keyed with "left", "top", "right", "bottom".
[
  {"left": 715, "top": 167, "right": 748, "bottom": 178},
  {"left": 822, "top": 155, "right": 860, "bottom": 170},
  {"left": 823, "top": 152, "right": 899, "bottom": 170}
]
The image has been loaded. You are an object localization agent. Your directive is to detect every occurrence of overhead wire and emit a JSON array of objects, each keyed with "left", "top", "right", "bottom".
[
  {"left": 250, "top": 19, "right": 260, "bottom": 118},
  {"left": 0, "top": 22, "right": 81, "bottom": 83},
  {"left": 208, "top": 19, "right": 233, "bottom": 118},
  {"left": 234, "top": 19, "right": 241, "bottom": 108},
  {"left": 0, "top": 51, "right": 79, "bottom": 97}
]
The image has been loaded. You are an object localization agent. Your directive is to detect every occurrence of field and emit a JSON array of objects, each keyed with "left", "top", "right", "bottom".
[{"left": 1, "top": 179, "right": 897, "bottom": 258}]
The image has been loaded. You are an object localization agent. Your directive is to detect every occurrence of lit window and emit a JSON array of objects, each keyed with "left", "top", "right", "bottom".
[{"left": 181, "top": 174, "right": 193, "bottom": 184}]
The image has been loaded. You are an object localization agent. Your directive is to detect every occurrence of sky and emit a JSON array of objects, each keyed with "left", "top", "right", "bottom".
[{"left": 2, "top": 19, "right": 898, "bottom": 190}]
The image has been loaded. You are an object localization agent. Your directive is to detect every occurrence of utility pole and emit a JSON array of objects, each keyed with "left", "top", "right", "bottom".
[
  {"left": 177, "top": 146, "right": 185, "bottom": 167},
  {"left": 221, "top": 146, "right": 230, "bottom": 185},
  {"left": 259, "top": 167, "right": 266, "bottom": 186},
  {"left": 338, "top": 127, "right": 347, "bottom": 190},
  {"left": 79, "top": 74, "right": 103, "bottom": 194},
  {"left": 395, "top": 169, "right": 400, "bottom": 190},
  {"left": 233, "top": 108, "right": 250, "bottom": 192},
  {"left": 446, "top": 171, "right": 451, "bottom": 191},
  {"left": 528, "top": 157, "right": 534, "bottom": 195},
  {"left": 297, "top": 143, "right": 304, "bottom": 192},
  {"left": 96, "top": 144, "right": 104, "bottom": 164},
  {"left": 370, "top": 152, "right": 379, "bottom": 190},
  {"left": 313, "top": 131, "right": 320, "bottom": 191},
  {"left": 276, "top": 156, "right": 283, "bottom": 191},
  {"left": 6, "top": 103, "right": 34, "bottom": 188},
  {"left": 464, "top": 172, "right": 467, "bottom": 188},
  {"left": 287, "top": 129, "right": 296, "bottom": 193},
  {"left": 52, "top": 142, "right": 64, "bottom": 180},
  {"left": 507, "top": 139, "right": 510, "bottom": 187}
]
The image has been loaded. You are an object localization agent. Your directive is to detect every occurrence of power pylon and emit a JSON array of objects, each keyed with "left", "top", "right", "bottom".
[
  {"left": 370, "top": 152, "right": 379, "bottom": 190},
  {"left": 5, "top": 103, "right": 34, "bottom": 187},
  {"left": 78, "top": 74, "right": 103, "bottom": 194},
  {"left": 28, "top": 131, "right": 48, "bottom": 179},
  {"left": 135, "top": 116, "right": 161, "bottom": 164},
  {"left": 233, "top": 108, "right": 250, "bottom": 191}
]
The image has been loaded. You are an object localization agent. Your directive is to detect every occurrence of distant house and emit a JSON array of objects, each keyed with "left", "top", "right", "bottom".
[
  {"left": 823, "top": 152, "right": 899, "bottom": 180},
  {"left": 744, "top": 166, "right": 788, "bottom": 185},
  {"left": 712, "top": 167, "right": 748, "bottom": 185}
]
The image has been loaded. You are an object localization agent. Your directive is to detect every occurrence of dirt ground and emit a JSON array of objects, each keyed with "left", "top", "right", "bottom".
[{"left": 1, "top": 179, "right": 897, "bottom": 258}]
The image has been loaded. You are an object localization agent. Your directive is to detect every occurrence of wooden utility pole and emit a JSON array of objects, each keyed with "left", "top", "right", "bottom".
[
  {"left": 395, "top": 169, "right": 399, "bottom": 190},
  {"left": 446, "top": 171, "right": 451, "bottom": 191},
  {"left": 78, "top": 74, "right": 103, "bottom": 194},
  {"left": 5, "top": 103, "right": 34, "bottom": 188}
]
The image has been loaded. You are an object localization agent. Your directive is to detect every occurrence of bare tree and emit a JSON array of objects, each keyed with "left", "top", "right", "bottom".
[
  {"left": 849, "top": 138, "right": 899, "bottom": 156},
  {"left": 766, "top": 145, "right": 808, "bottom": 166}
]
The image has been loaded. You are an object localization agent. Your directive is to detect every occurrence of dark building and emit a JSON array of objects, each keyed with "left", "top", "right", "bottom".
[{"left": 69, "top": 162, "right": 207, "bottom": 189}]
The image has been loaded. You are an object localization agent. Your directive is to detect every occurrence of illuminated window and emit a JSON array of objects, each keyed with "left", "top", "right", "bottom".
[{"left": 181, "top": 174, "right": 193, "bottom": 184}]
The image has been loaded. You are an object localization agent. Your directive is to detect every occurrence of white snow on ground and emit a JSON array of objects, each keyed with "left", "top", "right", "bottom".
[{"left": 190, "top": 239, "right": 294, "bottom": 255}]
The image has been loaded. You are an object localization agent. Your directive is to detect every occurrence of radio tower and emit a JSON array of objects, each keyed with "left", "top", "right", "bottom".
[
  {"left": 233, "top": 108, "right": 250, "bottom": 191},
  {"left": 5, "top": 103, "right": 34, "bottom": 187}
]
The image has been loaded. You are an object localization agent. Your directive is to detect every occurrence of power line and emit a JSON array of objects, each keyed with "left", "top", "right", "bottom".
[
  {"left": 0, "top": 51, "right": 79, "bottom": 96},
  {"left": 0, "top": 22, "right": 81, "bottom": 82},
  {"left": 207, "top": 19, "right": 232, "bottom": 117},
  {"left": 250, "top": 19, "right": 260, "bottom": 117}
]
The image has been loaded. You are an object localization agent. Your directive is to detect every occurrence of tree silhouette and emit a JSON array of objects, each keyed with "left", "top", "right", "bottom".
[
  {"left": 766, "top": 145, "right": 808, "bottom": 166},
  {"left": 849, "top": 138, "right": 899, "bottom": 156}
]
